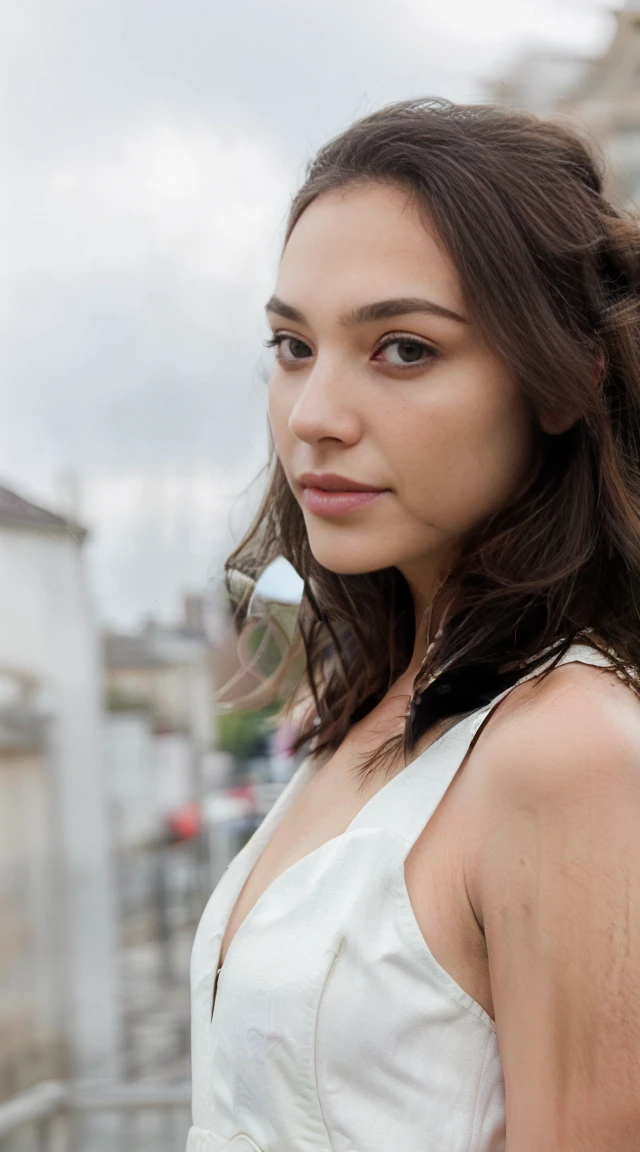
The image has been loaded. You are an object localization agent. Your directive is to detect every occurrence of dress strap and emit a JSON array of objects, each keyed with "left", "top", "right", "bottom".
[{"left": 347, "top": 640, "right": 618, "bottom": 853}]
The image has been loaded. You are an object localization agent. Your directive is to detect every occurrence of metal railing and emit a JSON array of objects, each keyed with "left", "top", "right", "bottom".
[{"left": 0, "top": 1080, "right": 191, "bottom": 1152}]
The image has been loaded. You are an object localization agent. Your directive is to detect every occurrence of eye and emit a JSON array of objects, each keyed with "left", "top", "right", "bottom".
[
  {"left": 373, "top": 335, "right": 437, "bottom": 369},
  {"left": 263, "top": 333, "right": 313, "bottom": 364}
]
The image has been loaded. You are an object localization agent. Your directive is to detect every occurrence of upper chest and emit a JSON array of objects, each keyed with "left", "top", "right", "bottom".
[{"left": 219, "top": 688, "right": 490, "bottom": 1017}]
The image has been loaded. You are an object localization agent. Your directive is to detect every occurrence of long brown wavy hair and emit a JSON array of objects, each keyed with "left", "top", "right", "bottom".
[{"left": 224, "top": 97, "right": 640, "bottom": 781}]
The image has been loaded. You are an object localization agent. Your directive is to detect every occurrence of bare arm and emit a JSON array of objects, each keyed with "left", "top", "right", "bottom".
[{"left": 468, "top": 669, "right": 640, "bottom": 1150}]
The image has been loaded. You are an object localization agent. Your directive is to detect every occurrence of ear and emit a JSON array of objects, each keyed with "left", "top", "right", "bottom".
[
  {"left": 538, "top": 350, "right": 604, "bottom": 436},
  {"left": 539, "top": 408, "right": 580, "bottom": 435}
]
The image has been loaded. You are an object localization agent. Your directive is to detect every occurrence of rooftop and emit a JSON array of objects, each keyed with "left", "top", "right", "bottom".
[{"left": 0, "top": 484, "right": 87, "bottom": 540}]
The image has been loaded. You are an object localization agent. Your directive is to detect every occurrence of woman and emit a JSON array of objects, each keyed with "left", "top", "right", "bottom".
[{"left": 188, "top": 99, "right": 640, "bottom": 1151}]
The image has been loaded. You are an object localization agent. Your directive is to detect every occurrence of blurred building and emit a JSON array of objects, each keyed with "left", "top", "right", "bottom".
[
  {"left": 0, "top": 483, "right": 120, "bottom": 1096},
  {"left": 102, "top": 594, "right": 218, "bottom": 851},
  {"left": 558, "top": 1, "right": 640, "bottom": 205},
  {"left": 487, "top": 1, "right": 640, "bottom": 206},
  {"left": 101, "top": 597, "right": 227, "bottom": 1082},
  {"left": 0, "top": 665, "right": 57, "bottom": 1098}
]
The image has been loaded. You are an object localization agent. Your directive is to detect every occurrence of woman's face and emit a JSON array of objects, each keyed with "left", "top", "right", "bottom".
[{"left": 266, "top": 182, "right": 539, "bottom": 604}]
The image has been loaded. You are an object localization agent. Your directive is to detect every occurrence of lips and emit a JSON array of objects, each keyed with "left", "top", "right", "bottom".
[
  {"left": 300, "top": 486, "right": 388, "bottom": 517},
  {"left": 298, "top": 471, "right": 387, "bottom": 493}
]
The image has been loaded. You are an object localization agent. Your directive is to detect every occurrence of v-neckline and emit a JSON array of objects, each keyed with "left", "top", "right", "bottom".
[
  {"left": 209, "top": 753, "right": 319, "bottom": 1022},
  {"left": 208, "top": 713, "right": 470, "bottom": 1023}
]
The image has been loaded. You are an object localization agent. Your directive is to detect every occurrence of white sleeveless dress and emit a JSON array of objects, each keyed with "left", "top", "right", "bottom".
[{"left": 188, "top": 641, "right": 617, "bottom": 1152}]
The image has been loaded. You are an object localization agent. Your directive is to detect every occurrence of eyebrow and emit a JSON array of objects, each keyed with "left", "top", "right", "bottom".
[{"left": 264, "top": 294, "right": 468, "bottom": 326}]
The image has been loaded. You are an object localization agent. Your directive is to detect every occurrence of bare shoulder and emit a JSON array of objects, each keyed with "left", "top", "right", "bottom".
[
  {"left": 468, "top": 658, "right": 640, "bottom": 803},
  {"left": 463, "top": 658, "right": 640, "bottom": 920}
]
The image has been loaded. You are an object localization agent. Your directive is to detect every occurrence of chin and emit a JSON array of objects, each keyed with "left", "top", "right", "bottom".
[{"left": 307, "top": 539, "right": 394, "bottom": 576}]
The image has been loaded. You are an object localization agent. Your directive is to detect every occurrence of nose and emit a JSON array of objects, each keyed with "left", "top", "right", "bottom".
[{"left": 287, "top": 356, "right": 362, "bottom": 448}]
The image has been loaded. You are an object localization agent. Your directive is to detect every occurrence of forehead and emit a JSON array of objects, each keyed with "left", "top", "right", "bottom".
[{"left": 277, "top": 183, "right": 464, "bottom": 316}]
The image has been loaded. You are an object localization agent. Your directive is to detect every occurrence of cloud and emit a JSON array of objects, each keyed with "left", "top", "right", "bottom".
[
  {"left": 9, "top": 126, "right": 288, "bottom": 282},
  {"left": 0, "top": 121, "right": 287, "bottom": 476}
]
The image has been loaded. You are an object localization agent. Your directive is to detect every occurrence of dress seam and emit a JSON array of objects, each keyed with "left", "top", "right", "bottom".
[
  {"left": 468, "top": 1029, "right": 494, "bottom": 1150},
  {"left": 313, "top": 937, "right": 346, "bottom": 1152}
]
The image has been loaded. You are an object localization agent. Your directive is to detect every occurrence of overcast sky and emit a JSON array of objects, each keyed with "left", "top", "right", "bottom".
[{"left": 0, "top": 0, "right": 619, "bottom": 629}]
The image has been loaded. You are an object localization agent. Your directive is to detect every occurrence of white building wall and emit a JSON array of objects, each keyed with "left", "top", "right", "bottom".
[
  {"left": 0, "top": 527, "right": 121, "bottom": 1079},
  {"left": 103, "top": 711, "right": 158, "bottom": 848},
  {"left": 108, "top": 667, "right": 150, "bottom": 701},
  {"left": 0, "top": 750, "right": 60, "bottom": 1090},
  {"left": 154, "top": 731, "right": 193, "bottom": 819}
]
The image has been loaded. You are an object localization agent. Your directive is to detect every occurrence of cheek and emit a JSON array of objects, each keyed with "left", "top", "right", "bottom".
[
  {"left": 267, "top": 380, "right": 292, "bottom": 454},
  {"left": 392, "top": 380, "right": 535, "bottom": 531}
]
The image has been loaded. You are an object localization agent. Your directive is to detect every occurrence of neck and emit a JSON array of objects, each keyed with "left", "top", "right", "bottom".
[
  {"left": 397, "top": 546, "right": 459, "bottom": 680},
  {"left": 404, "top": 593, "right": 451, "bottom": 682}
]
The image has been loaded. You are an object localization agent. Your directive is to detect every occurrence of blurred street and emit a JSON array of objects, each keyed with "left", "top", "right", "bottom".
[{"left": 116, "top": 863, "right": 196, "bottom": 1083}]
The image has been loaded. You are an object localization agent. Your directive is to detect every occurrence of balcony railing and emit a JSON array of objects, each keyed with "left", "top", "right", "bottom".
[{"left": 0, "top": 1080, "right": 191, "bottom": 1152}]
